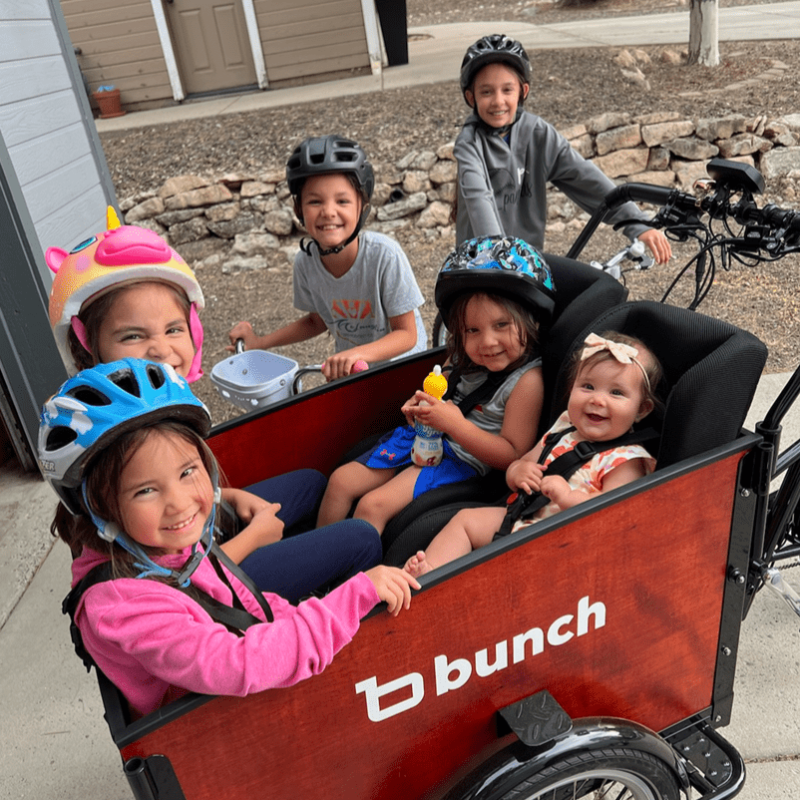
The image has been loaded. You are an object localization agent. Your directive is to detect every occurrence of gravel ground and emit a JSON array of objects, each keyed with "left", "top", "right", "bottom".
[{"left": 99, "top": 0, "right": 800, "bottom": 423}]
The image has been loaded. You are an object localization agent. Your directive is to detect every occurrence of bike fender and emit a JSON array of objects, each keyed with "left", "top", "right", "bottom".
[{"left": 443, "top": 715, "right": 690, "bottom": 800}]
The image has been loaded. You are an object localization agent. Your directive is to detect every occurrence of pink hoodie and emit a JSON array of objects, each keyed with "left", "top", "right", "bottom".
[{"left": 72, "top": 546, "right": 380, "bottom": 718}]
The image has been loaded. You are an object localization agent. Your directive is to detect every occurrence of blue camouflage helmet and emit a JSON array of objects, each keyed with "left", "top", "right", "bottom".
[
  {"left": 38, "top": 359, "right": 215, "bottom": 584},
  {"left": 435, "top": 236, "right": 556, "bottom": 322}
]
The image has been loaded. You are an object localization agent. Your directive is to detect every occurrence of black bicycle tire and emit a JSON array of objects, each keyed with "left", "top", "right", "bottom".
[{"left": 498, "top": 746, "right": 682, "bottom": 800}]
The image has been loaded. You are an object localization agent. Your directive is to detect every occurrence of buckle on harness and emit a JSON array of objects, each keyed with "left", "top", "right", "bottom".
[{"left": 574, "top": 440, "right": 596, "bottom": 460}]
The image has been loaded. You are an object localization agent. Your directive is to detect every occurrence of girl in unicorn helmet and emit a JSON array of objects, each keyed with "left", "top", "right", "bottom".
[
  {"left": 47, "top": 207, "right": 207, "bottom": 381},
  {"left": 43, "top": 359, "right": 418, "bottom": 719}
]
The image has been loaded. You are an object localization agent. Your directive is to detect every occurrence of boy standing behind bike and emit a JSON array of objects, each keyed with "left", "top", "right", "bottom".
[{"left": 454, "top": 34, "right": 671, "bottom": 265}]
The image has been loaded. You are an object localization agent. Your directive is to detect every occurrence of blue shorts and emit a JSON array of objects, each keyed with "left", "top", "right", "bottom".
[{"left": 358, "top": 425, "right": 478, "bottom": 499}]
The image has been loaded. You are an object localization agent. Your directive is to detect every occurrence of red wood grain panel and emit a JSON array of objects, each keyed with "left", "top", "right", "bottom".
[
  {"left": 208, "top": 354, "right": 440, "bottom": 486},
  {"left": 121, "top": 450, "right": 745, "bottom": 800}
]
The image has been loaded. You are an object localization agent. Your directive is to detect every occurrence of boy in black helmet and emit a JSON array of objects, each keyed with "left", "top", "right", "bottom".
[
  {"left": 455, "top": 34, "right": 672, "bottom": 265},
  {"left": 229, "top": 135, "right": 426, "bottom": 380}
]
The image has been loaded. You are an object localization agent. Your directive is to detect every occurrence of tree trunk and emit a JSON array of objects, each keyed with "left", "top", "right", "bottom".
[{"left": 688, "top": 0, "right": 720, "bottom": 66}]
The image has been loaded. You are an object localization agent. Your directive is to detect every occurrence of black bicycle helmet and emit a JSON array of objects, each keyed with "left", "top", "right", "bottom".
[
  {"left": 435, "top": 236, "right": 556, "bottom": 323},
  {"left": 460, "top": 34, "right": 533, "bottom": 104},
  {"left": 286, "top": 135, "right": 375, "bottom": 256},
  {"left": 286, "top": 134, "right": 375, "bottom": 200}
]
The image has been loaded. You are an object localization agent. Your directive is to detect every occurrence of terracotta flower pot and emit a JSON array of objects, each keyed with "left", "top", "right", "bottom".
[{"left": 93, "top": 87, "right": 126, "bottom": 119}]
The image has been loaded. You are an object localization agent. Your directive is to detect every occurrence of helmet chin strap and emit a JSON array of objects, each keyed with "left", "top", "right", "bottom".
[
  {"left": 71, "top": 316, "right": 91, "bottom": 352},
  {"left": 81, "top": 479, "right": 220, "bottom": 588},
  {"left": 475, "top": 106, "right": 525, "bottom": 138},
  {"left": 186, "top": 303, "right": 204, "bottom": 383},
  {"left": 304, "top": 204, "right": 371, "bottom": 257}
]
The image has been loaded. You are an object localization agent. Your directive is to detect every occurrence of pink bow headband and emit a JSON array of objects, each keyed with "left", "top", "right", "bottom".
[{"left": 580, "top": 333, "right": 650, "bottom": 393}]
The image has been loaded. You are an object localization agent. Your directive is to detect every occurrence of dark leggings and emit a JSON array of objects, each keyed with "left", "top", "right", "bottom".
[{"left": 240, "top": 469, "right": 383, "bottom": 603}]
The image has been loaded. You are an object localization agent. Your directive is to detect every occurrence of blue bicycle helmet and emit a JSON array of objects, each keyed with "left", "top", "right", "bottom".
[
  {"left": 39, "top": 359, "right": 215, "bottom": 585},
  {"left": 435, "top": 236, "right": 556, "bottom": 322}
]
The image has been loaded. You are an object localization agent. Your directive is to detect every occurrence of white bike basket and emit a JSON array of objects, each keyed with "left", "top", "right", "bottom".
[{"left": 211, "top": 350, "right": 299, "bottom": 411}]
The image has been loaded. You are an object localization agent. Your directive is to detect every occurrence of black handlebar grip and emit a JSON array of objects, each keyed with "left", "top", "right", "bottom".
[
  {"left": 761, "top": 203, "right": 800, "bottom": 232},
  {"left": 604, "top": 183, "right": 697, "bottom": 211}
]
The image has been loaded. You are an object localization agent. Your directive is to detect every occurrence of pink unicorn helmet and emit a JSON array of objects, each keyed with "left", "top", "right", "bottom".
[{"left": 46, "top": 208, "right": 205, "bottom": 381}]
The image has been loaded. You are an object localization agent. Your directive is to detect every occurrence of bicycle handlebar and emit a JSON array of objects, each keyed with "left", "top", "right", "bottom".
[
  {"left": 567, "top": 160, "right": 800, "bottom": 261},
  {"left": 566, "top": 183, "right": 695, "bottom": 259}
]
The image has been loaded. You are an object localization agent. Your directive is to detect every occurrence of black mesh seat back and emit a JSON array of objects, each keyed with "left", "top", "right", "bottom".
[
  {"left": 548, "top": 300, "right": 768, "bottom": 469},
  {"left": 540, "top": 254, "right": 628, "bottom": 431}
]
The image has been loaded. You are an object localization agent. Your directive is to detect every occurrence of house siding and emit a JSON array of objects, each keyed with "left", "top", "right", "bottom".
[
  {"left": 60, "top": 0, "right": 373, "bottom": 107},
  {"left": 62, "top": 0, "right": 174, "bottom": 109},
  {"left": 0, "top": 0, "right": 115, "bottom": 267},
  {"left": 256, "top": 0, "right": 371, "bottom": 86}
]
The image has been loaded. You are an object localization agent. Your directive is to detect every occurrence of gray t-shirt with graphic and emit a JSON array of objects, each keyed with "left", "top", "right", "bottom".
[{"left": 293, "top": 230, "right": 427, "bottom": 356}]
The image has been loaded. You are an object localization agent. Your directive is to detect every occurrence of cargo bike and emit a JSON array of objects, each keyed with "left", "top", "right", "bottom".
[{"left": 85, "top": 159, "right": 800, "bottom": 799}]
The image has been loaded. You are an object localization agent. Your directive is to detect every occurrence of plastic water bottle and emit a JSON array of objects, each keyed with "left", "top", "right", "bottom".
[{"left": 411, "top": 365, "right": 448, "bottom": 467}]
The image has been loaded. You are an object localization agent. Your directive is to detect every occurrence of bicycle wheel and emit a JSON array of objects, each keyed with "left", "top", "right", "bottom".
[
  {"left": 501, "top": 747, "right": 682, "bottom": 800},
  {"left": 432, "top": 312, "right": 448, "bottom": 348}
]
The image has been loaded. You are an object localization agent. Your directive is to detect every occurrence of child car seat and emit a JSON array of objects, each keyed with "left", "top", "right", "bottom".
[
  {"left": 379, "top": 255, "right": 627, "bottom": 558},
  {"left": 383, "top": 299, "right": 767, "bottom": 566},
  {"left": 548, "top": 299, "right": 768, "bottom": 468}
]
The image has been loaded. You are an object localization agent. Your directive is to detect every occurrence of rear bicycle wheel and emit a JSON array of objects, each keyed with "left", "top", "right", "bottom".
[{"left": 502, "top": 747, "right": 682, "bottom": 800}]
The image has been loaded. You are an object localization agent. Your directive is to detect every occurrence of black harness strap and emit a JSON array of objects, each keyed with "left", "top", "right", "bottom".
[
  {"left": 211, "top": 543, "right": 274, "bottom": 623},
  {"left": 494, "top": 426, "right": 658, "bottom": 540},
  {"left": 62, "top": 543, "right": 273, "bottom": 673},
  {"left": 444, "top": 367, "right": 511, "bottom": 417}
]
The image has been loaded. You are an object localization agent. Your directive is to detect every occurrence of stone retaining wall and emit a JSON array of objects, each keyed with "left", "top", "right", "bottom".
[{"left": 120, "top": 112, "right": 800, "bottom": 270}]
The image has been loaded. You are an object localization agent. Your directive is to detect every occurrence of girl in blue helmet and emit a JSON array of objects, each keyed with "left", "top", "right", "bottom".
[
  {"left": 317, "top": 237, "right": 555, "bottom": 535},
  {"left": 46, "top": 216, "right": 381, "bottom": 599},
  {"left": 42, "top": 359, "right": 418, "bottom": 719}
]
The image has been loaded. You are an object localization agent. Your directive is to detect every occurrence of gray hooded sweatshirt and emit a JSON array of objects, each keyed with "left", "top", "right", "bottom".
[{"left": 455, "top": 109, "right": 653, "bottom": 248}]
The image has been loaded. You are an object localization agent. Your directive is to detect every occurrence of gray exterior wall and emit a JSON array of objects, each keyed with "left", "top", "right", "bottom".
[
  {"left": 0, "top": 0, "right": 117, "bottom": 280},
  {"left": 0, "top": 0, "right": 114, "bottom": 464}
]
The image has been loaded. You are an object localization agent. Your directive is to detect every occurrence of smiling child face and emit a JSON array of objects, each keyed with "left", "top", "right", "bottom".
[
  {"left": 299, "top": 173, "right": 362, "bottom": 253},
  {"left": 117, "top": 430, "right": 214, "bottom": 554},
  {"left": 568, "top": 358, "right": 653, "bottom": 442},
  {"left": 466, "top": 62, "right": 529, "bottom": 129},
  {"left": 95, "top": 282, "right": 195, "bottom": 377}
]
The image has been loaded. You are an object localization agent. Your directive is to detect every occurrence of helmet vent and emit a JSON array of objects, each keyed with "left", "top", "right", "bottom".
[
  {"left": 107, "top": 369, "right": 141, "bottom": 398},
  {"left": 66, "top": 386, "right": 111, "bottom": 406},
  {"left": 45, "top": 426, "right": 78, "bottom": 452},
  {"left": 69, "top": 236, "right": 97, "bottom": 254},
  {"left": 146, "top": 364, "right": 166, "bottom": 390}
]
